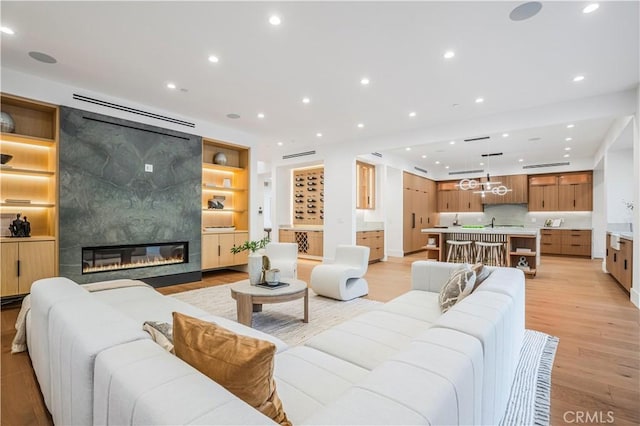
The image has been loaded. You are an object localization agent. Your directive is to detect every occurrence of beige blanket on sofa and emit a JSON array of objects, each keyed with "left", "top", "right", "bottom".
[{"left": 11, "top": 279, "right": 151, "bottom": 353}]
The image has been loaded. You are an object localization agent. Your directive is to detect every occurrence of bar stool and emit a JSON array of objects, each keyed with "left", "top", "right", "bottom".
[
  {"left": 475, "top": 241, "right": 505, "bottom": 266},
  {"left": 446, "top": 240, "right": 473, "bottom": 263}
]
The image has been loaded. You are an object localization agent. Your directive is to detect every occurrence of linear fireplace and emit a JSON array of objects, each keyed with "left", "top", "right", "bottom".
[{"left": 82, "top": 242, "right": 188, "bottom": 274}]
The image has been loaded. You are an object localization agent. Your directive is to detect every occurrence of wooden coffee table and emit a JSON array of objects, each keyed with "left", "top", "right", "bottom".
[{"left": 230, "top": 279, "right": 309, "bottom": 327}]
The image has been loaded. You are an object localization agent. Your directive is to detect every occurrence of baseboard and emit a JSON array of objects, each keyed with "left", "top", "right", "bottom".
[
  {"left": 631, "top": 287, "right": 639, "bottom": 308},
  {"left": 387, "top": 249, "right": 404, "bottom": 257}
]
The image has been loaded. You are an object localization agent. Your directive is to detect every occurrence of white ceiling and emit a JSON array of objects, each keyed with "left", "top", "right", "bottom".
[{"left": 1, "top": 1, "right": 638, "bottom": 166}]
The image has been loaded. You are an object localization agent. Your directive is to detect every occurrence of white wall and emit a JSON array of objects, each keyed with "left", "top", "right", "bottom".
[
  {"left": 605, "top": 148, "right": 635, "bottom": 226},
  {"left": 385, "top": 167, "right": 404, "bottom": 257},
  {"left": 632, "top": 87, "right": 640, "bottom": 308},
  {"left": 592, "top": 161, "right": 606, "bottom": 260}
]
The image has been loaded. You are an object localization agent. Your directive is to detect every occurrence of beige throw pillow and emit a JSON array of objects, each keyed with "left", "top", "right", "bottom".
[
  {"left": 143, "top": 321, "right": 174, "bottom": 353},
  {"left": 470, "top": 262, "right": 492, "bottom": 291},
  {"left": 439, "top": 266, "right": 476, "bottom": 313},
  {"left": 172, "top": 312, "right": 291, "bottom": 425}
]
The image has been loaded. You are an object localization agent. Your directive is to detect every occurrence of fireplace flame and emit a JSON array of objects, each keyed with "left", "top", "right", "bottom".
[{"left": 82, "top": 256, "right": 184, "bottom": 273}]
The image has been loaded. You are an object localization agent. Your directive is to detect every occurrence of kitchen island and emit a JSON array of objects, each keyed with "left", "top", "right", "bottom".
[{"left": 421, "top": 227, "right": 540, "bottom": 277}]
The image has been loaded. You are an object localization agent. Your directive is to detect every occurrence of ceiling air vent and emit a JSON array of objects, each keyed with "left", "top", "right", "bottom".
[
  {"left": 414, "top": 166, "right": 428, "bottom": 174},
  {"left": 282, "top": 150, "right": 316, "bottom": 160},
  {"left": 73, "top": 94, "right": 195, "bottom": 128},
  {"left": 371, "top": 152, "right": 383, "bottom": 158},
  {"left": 522, "top": 162, "right": 570, "bottom": 169},
  {"left": 481, "top": 152, "right": 503, "bottom": 157},
  {"left": 464, "top": 136, "right": 490, "bottom": 142},
  {"left": 449, "top": 169, "right": 484, "bottom": 175}
]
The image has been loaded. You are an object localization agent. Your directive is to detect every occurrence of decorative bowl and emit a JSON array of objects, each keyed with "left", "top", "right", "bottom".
[{"left": 0, "top": 153, "right": 13, "bottom": 165}]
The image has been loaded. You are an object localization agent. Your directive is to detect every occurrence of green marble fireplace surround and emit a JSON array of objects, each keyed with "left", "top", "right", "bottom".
[{"left": 59, "top": 106, "right": 202, "bottom": 284}]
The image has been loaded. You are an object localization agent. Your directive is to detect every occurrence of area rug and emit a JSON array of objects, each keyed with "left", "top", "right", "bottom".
[
  {"left": 171, "top": 284, "right": 382, "bottom": 346},
  {"left": 501, "top": 329, "right": 559, "bottom": 426}
]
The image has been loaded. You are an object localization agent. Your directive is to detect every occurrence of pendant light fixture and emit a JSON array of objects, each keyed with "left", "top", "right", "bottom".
[{"left": 458, "top": 136, "right": 511, "bottom": 196}]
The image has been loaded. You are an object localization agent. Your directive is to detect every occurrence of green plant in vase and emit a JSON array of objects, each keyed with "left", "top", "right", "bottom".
[{"left": 230, "top": 236, "right": 270, "bottom": 284}]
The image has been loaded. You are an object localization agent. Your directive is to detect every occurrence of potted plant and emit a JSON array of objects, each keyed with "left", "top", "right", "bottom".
[{"left": 230, "top": 236, "right": 270, "bottom": 285}]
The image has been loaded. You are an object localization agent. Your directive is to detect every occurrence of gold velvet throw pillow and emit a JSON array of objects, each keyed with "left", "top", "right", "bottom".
[{"left": 172, "top": 312, "right": 290, "bottom": 425}]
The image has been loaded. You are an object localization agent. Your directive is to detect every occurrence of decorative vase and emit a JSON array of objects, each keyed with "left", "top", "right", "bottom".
[
  {"left": 0, "top": 112, "right": 15, "bottom": 133},
  {"left": 213, "top": 152, "right": 228, "bottom": 166},
  {"left": 247, "top": 251, "right": 263, "bottom": 285}
]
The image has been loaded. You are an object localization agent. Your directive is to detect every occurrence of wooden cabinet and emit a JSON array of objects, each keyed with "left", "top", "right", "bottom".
[
  {"left": 606, "top": 234, "right": 633, "bottom": 292},
  {"left": 356, "top": 230, "right": 384, "bottom": 263},
  {"left": 201, "top": 232, "right": 248, "bottom": 270},
  {"left": 558, "top": 173, "right": 592, "bottom": 211},
  {"left": 481, "top": 174, "right": 528, "bottom": 204},
  {"left": 404, "top": 172, "right": 438, "bottom": 253},
  {"left": 528, "top": 175, "right": 559, "bottom": 211},
  {"left": 528, "top": 172, "right": 592, "bottom": 211},
  {"left": 540, "top": 229, "right": 591, "bottom": 257},
  {"left": 278, "top": 229, "right": 323, "bottom": 258},
  {"left": 293, "top": 167, "right": 324, "bottom": 225},
  {"left": 1, "top": 238, "right": 55, "bottom": 296},
  {"left": 356, "top": 161, "right": 375, "bottom": 209},
  {"left": 202, "top": 139, "right": 249, "bottom": 242},
  {"left": 1, "top": 94, "right": 59, "bottom": 282},
  {"left": 436, "top": 180, "right": 483, "bottom": 212},
  {"left": 507, "top": 235, "right": 537, "bottom": 277}
]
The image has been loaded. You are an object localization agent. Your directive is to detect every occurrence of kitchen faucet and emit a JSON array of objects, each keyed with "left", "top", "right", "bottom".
[{"left": 491, "top": 217, "right": 496, "bottom": 228}]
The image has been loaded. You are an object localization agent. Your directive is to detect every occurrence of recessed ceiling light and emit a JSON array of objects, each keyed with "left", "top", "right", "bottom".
[
  {"left": 509, "top": 1, "right": 543, "bottom": 21},
  {"left": 357, "top": 123, "right": 364, "bottom": 128},
  {"left": 565, "top": 137, "right": 573, "bottom": 141},
  {"left": 166, "top": 83, "right": 176, "bottom": 89},
  {"left": 421, "top": 155, "right": 427, "bottom": 159},
  {"left": 443, "top": 50, "right": 455, "bottom": 59},
  {"left": 277, "top": 141, "right": 283, "bottom": 146},
  {"left": 480, "top": 162, "right": 485, "bottom": 166},
  {"left": 573, "top": 75, "right": 585, "bottom": 82},
  {"left": 208, "top": 55, "right": 219, "bottom": 63},
  {"left": 409, "top": 112, "right": 417, "bottom": 118},
  {"left": 565, "top": 147, "right": 572, "bottom": 151},
  {"left": 502, "top": 133, "right": 509, "bottom": 138},
  {"left": 518, "top": 158, "right": 524, "bottom": 162},
  {"left": 405, "top": 147, "right": 412, "bottom": 151},
  {"left": 0, "top": 26, "right": 15, "bottom": 35},
  {"left": 226, "top": 113, "right": 241, "bottom": 119},
  {"left": 475, "top": 97, "right": 484, "bottom": 104},
  {"left": 435, "top": 161, "right": 441, "bottom": 165},
  {"left": 583, "top": 3, "right": 599, "bottom": 14},
  {"left": 564, "top": 154, "right": 570, "bottom": 158},
  {"left": 360, "top": 77, "right": 370, "bottom": 86},
  {"left": 567, "top": 124, "right": 575, "bottom": 128},
  {"left": 316, "top": 133, "right": 322, "bottom": 137},
  {"left": 445, "top": 166, "right": 450, "bottom": 169},
  {"left": 257, "top": 113, "right": 265, "bottom": 119},
  {"left": 449, "top": 141, "right": 455, "bottom": 145},
  {"left": 28, "top": 51, "right": 57, "bottom": 64},
  {"left": 302, "top": 97, "right": 310, "bottom": 104},
  {"left": 269, "top": 15, "right": 281, "bottom": 26}
]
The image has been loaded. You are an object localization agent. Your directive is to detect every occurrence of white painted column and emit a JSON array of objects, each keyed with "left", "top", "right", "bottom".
[{"left": 322, "top": 155, "right": 356, "bottom": 261}]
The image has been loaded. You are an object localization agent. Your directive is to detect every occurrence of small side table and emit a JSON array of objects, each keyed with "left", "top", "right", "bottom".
[{"left": 229, "top": 279, "right": 309, "bottom": 327}]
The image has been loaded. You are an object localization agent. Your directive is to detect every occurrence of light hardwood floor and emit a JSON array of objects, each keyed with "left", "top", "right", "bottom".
[{"left": 1, "top": 255, "right": 638, "bottom": 425}]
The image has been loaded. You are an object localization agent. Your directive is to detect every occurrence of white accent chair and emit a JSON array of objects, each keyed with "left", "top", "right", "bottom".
[
  {"left": 265, "top": 242, "right": 298, "bottom": 279},
  {"left": 310, "top": 245, "right": 370, "bottom": 301}
]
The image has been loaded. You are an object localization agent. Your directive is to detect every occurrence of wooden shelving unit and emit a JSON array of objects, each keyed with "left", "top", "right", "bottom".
[
  {"left": 201, "top": 139, "right": 250, "bottom": 270},
  {"left": 508, "top": 235, "right": 537, "bottom": 277},
  {"left": 1, "top": 93, "right": 59, "bottom": 297},
  {"left": 292, "top": 166, "right": 324, "bottom": 226},
  {"left": 423, "top": 232, "right": 442, "bottom": 261}
]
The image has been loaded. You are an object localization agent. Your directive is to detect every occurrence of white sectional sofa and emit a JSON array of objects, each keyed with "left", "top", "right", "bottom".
[{"left": 25, "top": 261, "right": 525, "bottom": 425}]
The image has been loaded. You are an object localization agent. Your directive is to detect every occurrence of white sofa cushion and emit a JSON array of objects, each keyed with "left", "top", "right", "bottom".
[
  {"left": 377, "top": 290, "right": 441, "bottom": 323},
  {"left": 94, "top": 340, "right": 274, "bottom": 425},
  {"left": 304, "top": 310, "right": 432, "bottom": 370},
  {"left": 275, "top": 346, "right": 369, "bottom": 424},
  {"left": 411, "top": 260, "right": 462, "bottom": 292}
]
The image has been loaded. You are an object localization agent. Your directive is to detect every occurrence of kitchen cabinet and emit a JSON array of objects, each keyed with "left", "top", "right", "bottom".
[
  {"left": 404, "top": 172, "right": 437, "bottom": 253},
  {"left": 279, "top": 229, "right": 323, "bottom": 258},
  {"left": 356, "top": 230, "right": 384, "bottom": 263},
  {"left": 606, "top": 234, "right": 633, "bottom": 292},
  {"left": 436, "top": 181, "right": 482, "bottom": 212},
  {"left": 1, "top": 238, "right": 55, "bottom": 296},
  {"left": 481, "top": 174, "right": 528, "bottom": 204},
  {"left": 201, "top": 232, "right": 248, "bottom": 270},
  {"left": 558, "top": 173, "right": 592, "bottom": 211},
  {"left": 356, "top": 161, "right": 375, "bottom": 209},
  {"left": 528, "top": 175, "right": 559, "bottom": 211},
  {"left": 539, "top": 229, "right": 591, "bottom": 257}
]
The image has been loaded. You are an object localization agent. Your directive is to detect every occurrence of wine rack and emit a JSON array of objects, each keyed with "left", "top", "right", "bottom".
[{"left": 292, "top": 166, "right": 324, "bottom": 225}]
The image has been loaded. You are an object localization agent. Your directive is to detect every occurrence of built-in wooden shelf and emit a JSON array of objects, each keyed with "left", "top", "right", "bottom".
[
  {"left": 0, "top": 167, "right": 55, "bottom": 176},
  {"left": 1, "top": 202, "right": 55, "bottom": 208},
  {"left": 1, "top": 132, "right": 56, "bottom": 147},
  {"left": 202, "top": 208, "right": 246, "bottom": 213},
  {"left": 510, "top": 251, "right": 537, "bottom": 256},
  {"left": 202, "top": 184, "right": 245, "bottom": 192},
  {"left": 202, "top": 163, "right": 244, "bottom": 173}
]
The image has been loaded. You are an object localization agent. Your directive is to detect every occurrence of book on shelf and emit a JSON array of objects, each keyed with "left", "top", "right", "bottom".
[
  {"left": 516, "top": 265, "right": 531, "bottom": 271},
  {"left": 515, "top": 247, "right": 532, "bottom": 253}
]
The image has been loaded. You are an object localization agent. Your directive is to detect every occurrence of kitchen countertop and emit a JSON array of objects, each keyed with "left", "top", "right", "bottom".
[
  {"left": 279, "top": 226, "right": 324, "bottom": 231},
  {"left": 608, "top": 231, "right": 633, "bottom": 241},
  {"left": 540, "top": 227, "right": 594, "bottom": 231},
  {"left": 421, "top": 227, "right": 539, "bottom": 236}
]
